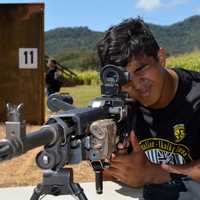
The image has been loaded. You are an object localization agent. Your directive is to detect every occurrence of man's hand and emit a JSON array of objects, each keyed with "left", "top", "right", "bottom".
[
  {"left": 161, "top": 160, "right": 200, "bottom": 183},
  {"left": 103, "top": 131, "right": 171, "bottom": 187}
]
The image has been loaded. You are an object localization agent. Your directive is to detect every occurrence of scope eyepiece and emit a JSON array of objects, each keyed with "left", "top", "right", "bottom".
[
  {"left": 100, "top": 64, "right": 131, "bottom": 86},
  {"left": 100, "top": 65, "right": 131, "bottom": 97}
]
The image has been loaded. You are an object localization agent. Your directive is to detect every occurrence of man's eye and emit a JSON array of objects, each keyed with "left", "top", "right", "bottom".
[
  {"left": 135, "top": 64, "right": 149, "bottom": 73},
  {"left": 141, "top": 65, "right": 149, "bottom": 71}
]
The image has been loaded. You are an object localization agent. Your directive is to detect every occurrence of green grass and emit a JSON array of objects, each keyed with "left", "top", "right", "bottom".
[
  {"left": 60, "top": 85, "right": 101, "bottom": 107},
  {"left": 167, "top": 51, "right": 200, "bottom": 72}
]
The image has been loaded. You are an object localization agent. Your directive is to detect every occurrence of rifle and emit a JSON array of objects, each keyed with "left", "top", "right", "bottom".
[{"left": 0, "top": 65, "right": 135, "bottom": 200}]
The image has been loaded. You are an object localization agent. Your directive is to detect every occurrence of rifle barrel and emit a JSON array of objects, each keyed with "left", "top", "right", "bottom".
[{"left": 25, "top": 125, "right": 58, "bottom": 151}]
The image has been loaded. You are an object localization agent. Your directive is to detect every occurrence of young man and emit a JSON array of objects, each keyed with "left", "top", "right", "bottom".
[
  {"left": 97, "top": 18, "right": 200, "bottom": 199},
  {"left": 45, "top": 58, "right": 62, "bottom": 96}
]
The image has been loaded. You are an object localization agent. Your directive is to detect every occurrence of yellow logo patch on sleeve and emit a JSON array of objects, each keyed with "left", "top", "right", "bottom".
[{"left": 173, "top": 124, "right": 186, "bottom": 142}]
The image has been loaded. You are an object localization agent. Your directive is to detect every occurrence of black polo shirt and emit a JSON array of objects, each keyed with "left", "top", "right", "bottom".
[{"left": 133, "top": 68, "right": 200, "bottom": 164}]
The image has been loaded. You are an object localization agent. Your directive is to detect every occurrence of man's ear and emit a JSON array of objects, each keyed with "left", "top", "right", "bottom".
[{"left": 158, "top": 48, "right": 166, "bottom": 67}]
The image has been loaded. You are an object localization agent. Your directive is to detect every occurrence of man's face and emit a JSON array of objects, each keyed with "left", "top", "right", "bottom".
[{"left": 121, "top": 54, "right": 165, "bottom": 107}]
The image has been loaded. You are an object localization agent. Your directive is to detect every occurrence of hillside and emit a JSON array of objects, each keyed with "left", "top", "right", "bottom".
[
  {"left": 45, "top": 15, "right": 200, "bottom": 69},
  {"left": 149, "top": 15, "right": 200, "bottom": 55},
  {"left": 45, "top": 26, "right": 103, "bottom": 56}
]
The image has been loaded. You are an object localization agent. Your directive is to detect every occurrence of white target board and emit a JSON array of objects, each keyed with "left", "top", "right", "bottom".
[{"left": 19, "top": 48, "right": 38, "bottom": 69}]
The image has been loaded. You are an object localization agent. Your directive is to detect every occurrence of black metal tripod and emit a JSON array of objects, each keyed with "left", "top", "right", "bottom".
[{"left": 30, "top": 168, "right": 88, "bottom": 200}]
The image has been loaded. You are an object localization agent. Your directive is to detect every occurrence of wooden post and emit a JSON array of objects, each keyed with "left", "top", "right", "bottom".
[{"left": 0, "top": 3, "right": 45, "bottom": 124}]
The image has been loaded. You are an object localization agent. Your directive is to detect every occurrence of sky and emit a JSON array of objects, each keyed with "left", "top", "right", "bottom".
[{"left": 0, "top": 0, "right": 199, "bottom": 31}]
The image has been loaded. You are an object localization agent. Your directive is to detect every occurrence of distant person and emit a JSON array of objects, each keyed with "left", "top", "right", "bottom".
[
  {"left": 45, "top": 58, "right": 74, "bottom": 105},
  {"left": 45, "top": 58, "right": 62, "bottom": 96}
]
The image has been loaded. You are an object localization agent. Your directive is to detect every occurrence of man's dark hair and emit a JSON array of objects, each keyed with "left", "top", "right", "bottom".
[
  {"left": 97, "top": 17, "right": 160, "bottom": 68},
  {"left": 49, "top": 58, "right": 57, "bottom": 65}
]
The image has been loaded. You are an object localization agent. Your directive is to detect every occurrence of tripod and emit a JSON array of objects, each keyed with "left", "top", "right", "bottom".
[{"left": 30, "top": 168, "right": 88, "bottom": 200}]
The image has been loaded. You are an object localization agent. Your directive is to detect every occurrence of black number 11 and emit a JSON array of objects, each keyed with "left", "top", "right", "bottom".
[{"left": 24, "top": 50, "right": 34, "bottom": 64}]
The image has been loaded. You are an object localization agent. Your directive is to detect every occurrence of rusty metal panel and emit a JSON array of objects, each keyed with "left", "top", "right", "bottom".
[{"left": 0, "top": 3, "right": 45, "bottom": 124}]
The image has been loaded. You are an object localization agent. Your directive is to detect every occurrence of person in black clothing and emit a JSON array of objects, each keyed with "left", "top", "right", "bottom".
[
  {"left": 97, "top": 17, "right": 200, "bottom": 199},
  {"left": 45, "top": 58, "right": 62, "bottom": 96}
]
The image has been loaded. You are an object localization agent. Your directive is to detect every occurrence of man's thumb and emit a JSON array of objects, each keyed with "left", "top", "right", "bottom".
[{"left": 130, "top": 130, "right": 141, "bottom": 152}]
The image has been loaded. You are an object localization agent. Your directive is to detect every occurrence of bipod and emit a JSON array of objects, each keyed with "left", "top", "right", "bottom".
[{"left": 30, "top": 168, "right": 88, "bottom": 200}]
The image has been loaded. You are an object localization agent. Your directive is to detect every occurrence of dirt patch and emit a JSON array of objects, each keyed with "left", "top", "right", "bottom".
[{"left": 0, "top": 124, "right": 94, "bottom": 187}]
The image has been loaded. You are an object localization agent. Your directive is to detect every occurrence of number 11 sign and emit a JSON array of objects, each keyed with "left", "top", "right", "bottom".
[{"left": 19, "top": 48, "right": 38, "bottom": 69}]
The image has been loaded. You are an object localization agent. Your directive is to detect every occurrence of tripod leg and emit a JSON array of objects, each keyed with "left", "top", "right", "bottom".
[
  {"left": 30, "top": 184, "right": 44, "bottom": 200},
  {"left": 70, "top": 183, "right": 88, "bottom": 200},
  {"left": 95, "top": 170, "right": 103, "bottom": 194}
]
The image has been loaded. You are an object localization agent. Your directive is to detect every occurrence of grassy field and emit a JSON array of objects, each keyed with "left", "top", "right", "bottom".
[
  {"left": 60, "top": 85, "right": 100, "bottom": 107},
  {"left": 167, "top": 51, "right": 200, "bottom": 72},
  {"left": 0, "top": 85, "right": 101, "bottom": 187}
]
